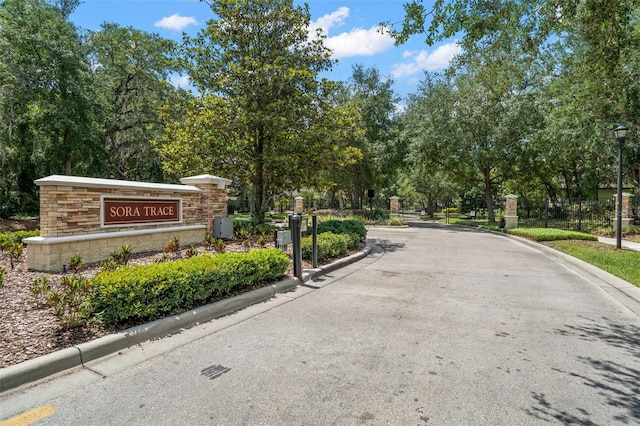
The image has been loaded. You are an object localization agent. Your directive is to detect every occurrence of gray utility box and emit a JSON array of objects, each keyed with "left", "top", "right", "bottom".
[
  {"left": 275, "top": 229, "right": 292, "bottom": 247},
  {"left": 214, "top": 217, "right": 234, "bottom": 239}
]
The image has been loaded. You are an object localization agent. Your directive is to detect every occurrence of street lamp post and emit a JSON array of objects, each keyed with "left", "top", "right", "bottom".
[{"left": 614, "top": 125, "right": 628, "bottom": 249}]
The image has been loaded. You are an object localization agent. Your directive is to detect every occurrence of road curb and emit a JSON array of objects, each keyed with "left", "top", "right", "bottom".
[{"left": 1, "top": 246, "right": 370, "bottom": 394}]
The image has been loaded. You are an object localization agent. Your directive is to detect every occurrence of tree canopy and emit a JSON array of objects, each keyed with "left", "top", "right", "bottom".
[
  {"left": 385, "top": 0, "right": 640, "bottom": 218},
  {"left": 1, "top": 0, "right": 639, "bottom": 222},
  {"left": 157, "top": 0, "right": 361, "bottom": 222}
]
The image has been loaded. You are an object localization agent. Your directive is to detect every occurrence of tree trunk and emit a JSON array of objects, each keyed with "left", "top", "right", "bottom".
[
  {"left": 65, "top": 156, "right": 73, "bottom": 175},
  {"left": 252, "top": 131, "right": 268, "bottom": 224},
  {"left": 483, "top": 167, "right": 495, "bottom": 223},
  {"left": 352, "top": 164, "right": 361, "bottom": 209}
]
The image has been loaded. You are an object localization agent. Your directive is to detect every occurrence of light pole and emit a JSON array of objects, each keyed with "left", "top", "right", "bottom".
[{"left": 614, "top": 125, "right": 628, "bottom": 249}]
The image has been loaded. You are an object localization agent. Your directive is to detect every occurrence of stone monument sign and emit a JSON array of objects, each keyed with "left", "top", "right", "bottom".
[{"left": 24, "top": 174, "right": 231, "bottom": 271}]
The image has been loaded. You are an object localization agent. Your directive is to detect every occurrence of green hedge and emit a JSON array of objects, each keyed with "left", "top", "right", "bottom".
[
  {"left": 0, "top": 230, "right": 40, "bottom": 246},
  {"left": 301, "top": 232, "right": 360, "bottom": 261},
  {"left": 316, "top": 219, "right": 366, "bottom": 240},
  {"left": 90, "top": 248, "right": 289, "bottom": 325},
  {"left": 507, "top": 228, "right": 597, "bottom": 242}
]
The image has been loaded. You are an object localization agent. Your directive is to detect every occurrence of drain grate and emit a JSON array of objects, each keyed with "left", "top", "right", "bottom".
[{"left": 201, "top": 364, "right": 231, "bottom": 380}]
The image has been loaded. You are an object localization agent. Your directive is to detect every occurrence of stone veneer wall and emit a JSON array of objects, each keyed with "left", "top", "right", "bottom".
[
  {"left": 25, "top": 174, "right": 231, "bottom": 271},
  {"left": 504, "top": 194, "right": 519, "bottom": 229},
  {"left": 614, "top": 192, "right": 634, "bottom": 229},
  {"left": 390, "top": 196, "right": 400, "bottom": 215},
  {"left": 621, "top": 193, "right": 633, "bottom": 219}
]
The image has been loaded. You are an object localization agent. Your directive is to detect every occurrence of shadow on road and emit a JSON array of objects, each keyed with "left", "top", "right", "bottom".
[
  {"left": 367, "top": 238, "right": 406, "bottom": 254},
  {"left": 524, "top": 317, "right": 640, "bottom": 424}
]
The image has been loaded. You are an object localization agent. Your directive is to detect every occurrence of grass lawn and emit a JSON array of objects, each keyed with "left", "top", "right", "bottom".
[{"left": 544, "top": 240, "right": 640, "bottom": 287}]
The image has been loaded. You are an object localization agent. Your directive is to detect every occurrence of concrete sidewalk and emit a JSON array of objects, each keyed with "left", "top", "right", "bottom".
[{"left": 597, "top": 236, "right": 640, "bottom": 251}]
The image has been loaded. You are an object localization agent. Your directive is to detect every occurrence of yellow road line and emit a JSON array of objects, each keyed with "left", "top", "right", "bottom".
[{"left": 0, "top": 405, "right": 56, "bottom": 426}]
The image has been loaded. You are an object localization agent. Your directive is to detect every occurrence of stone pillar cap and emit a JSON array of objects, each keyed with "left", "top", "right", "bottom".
[
  {"left": 35, "top": 174, "right": 201, "bottom": 192},
  {"left": 180, "top": 174, "right": 232, "bottom": 189},
  {"left": 505, "top": 194, "right": 518, "bottom": 199},
  {"left": 390, "top": 196, "right": 400, "bottom": 200}
]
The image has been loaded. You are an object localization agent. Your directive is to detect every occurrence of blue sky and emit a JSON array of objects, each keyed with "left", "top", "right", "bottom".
[{"left": 70, "top": 0, "right": 460, "bottom": 100}]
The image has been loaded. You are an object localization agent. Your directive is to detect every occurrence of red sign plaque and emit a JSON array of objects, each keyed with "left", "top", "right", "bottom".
[{"left": 103, "top": 198, "right": 181, "bottom": 226}]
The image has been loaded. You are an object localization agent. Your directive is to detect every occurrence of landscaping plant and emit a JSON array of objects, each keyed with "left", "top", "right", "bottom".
[
  {"left": 316, "top": 219, "right": 366, "bottom": 240},
  {"left": 0, "top": 230, "right": 39, "bottom": 246},
  {"left": 203, "top": 232, "right": 216, "bottom": 250},
  {"left": 507, "top": 228, "right": 597, "bottom": 242},
  {"left": 112, "top": 244, "right": 132, "bottom": 265},
  {"left": 185, "top": 245, "right": 198, "bottom": 258},
  {"left": 91, "top": 248, "right": 289, "bottom": 325},
  {"left": 46, "top": 276, "right": 93, "bottom": 328},
  {"left": 2, "top": 242, "right": 23, "bottom": 269},
  {"left": 213, "top": 238, "right": 226, "bottom": 253},
  {"left": 29, "top": 276, "right": 52, "bottom": 307},
  {"left": 301, "top": 232, "right": 360, "bottom": 261},
  {"left": 99, "top": 257, "right": 119, "bottom": 272},
  {"left": 67, "top": 254, "right": 84, "bottom": 273}
]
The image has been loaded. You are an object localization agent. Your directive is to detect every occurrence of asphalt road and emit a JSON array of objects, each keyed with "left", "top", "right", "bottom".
[{"left": 2, "top": 223, "right": 640, "bottom": 425}]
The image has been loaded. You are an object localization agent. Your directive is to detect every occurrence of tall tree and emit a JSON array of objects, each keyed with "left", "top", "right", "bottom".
[
  {"left": 88, "top": 23, "right": 183, "bottom": 182},
  {"left": 0, "top": 0, "right": 100, "bottom": 216},
  {"left": 330, "top": 65, "right": 401, "bottom": 207},
  {"left": 403, "top": 58, "right": 542, "bottom": 222},
  {"left": 157, "top": 0, "right": 359, "bottom": 222},
  {"left": 387, "top": 0, "right": 640, "bottom": 199}
]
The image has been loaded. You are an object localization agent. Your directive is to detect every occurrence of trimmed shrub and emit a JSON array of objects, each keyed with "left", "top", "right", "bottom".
[
  {"left": 90, "top": 248, "right": 289, "bottom": 325},
  {"left": 387, "top": 216, "right": 405, "bottom": 226},
  {"left": 0, "top": 230, "right": 39, "bottom": 247},
  {"left": 507, "top": 228, "right": 597, "bottom": 242},
  {"left": 316, "top": 219, "right": 366, "bottom": 240},
  {"left": 301, "top": 232, "right": 360, "bottom": 261}
]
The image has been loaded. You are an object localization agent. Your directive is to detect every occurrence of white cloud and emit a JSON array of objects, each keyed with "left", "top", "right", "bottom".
[
  {"left": 310, "top": 7, "right": 394, "bottom": 59},
  {"left": 169, "top": 74, "right": 190, "bottom": 89},
  {"left": 309, "top": 6, "right": 349, "bottom": 34},
  {"left": 155, "top": 14, "right": 197, "bottom": 31},
  {"left": 325, "top": 27, "right": 395, "bottom": 59},
  {"left": 391, "top": 42, "right": 462, "bottom": 78}
]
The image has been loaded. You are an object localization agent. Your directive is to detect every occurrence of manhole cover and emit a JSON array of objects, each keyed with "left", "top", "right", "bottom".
[{"left": 201, "top": 364, "right": 231, "bottom": 380}]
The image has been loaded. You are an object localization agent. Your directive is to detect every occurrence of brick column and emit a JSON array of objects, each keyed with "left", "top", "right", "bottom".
[
  {"left": 180, "top": 174, "right": 231, "bottom": 233},
  {"left": 504, "top": 194, "right": 518, "bottom": 229},
  {"left": 294, "top": 196, "right": 304, "bottom": 214},
  {"left": 390, "top": 196, "right": 400, "bottom": 215},
  {"left": 614, "top": 193, "right": 634, "bottom": 229}
]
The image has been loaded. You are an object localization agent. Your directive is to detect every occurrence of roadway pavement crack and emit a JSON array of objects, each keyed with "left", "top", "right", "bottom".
[{"left": 82, "top": 365, "right": 107, "bottom": 379}]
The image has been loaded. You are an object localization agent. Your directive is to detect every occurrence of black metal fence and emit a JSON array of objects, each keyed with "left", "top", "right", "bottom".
[{"left": 518, "top": 197, "right": 617, "bottom": 231}]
